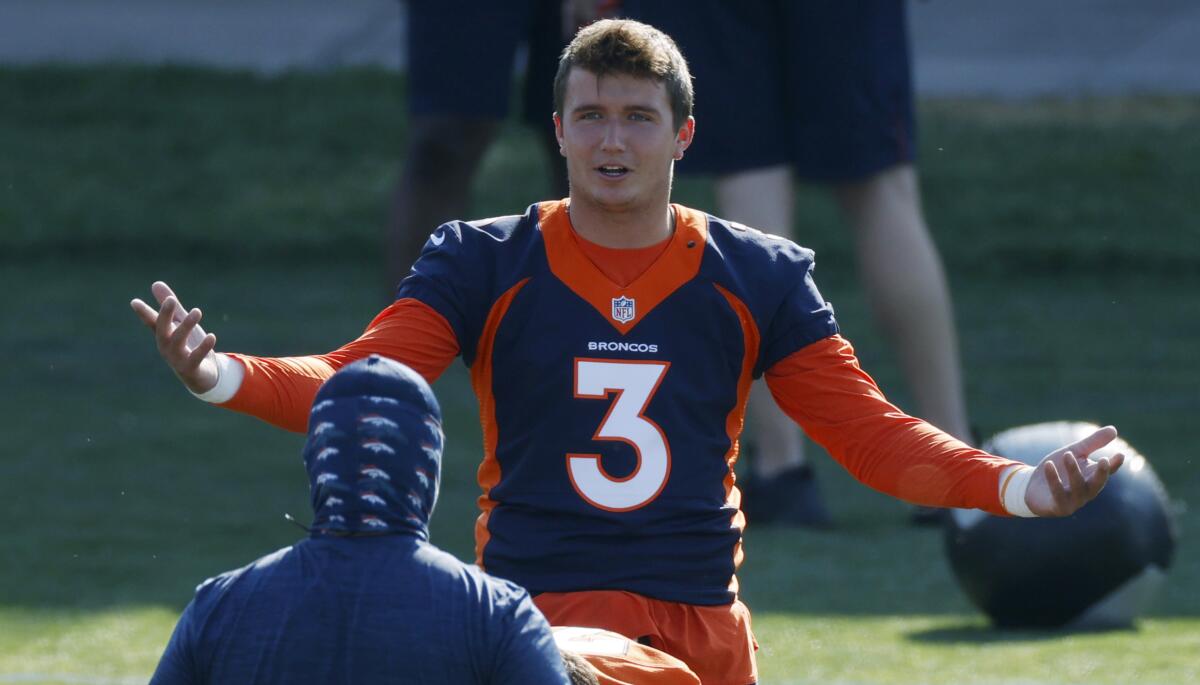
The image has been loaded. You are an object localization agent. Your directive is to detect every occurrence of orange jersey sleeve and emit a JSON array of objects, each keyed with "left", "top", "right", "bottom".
[
  {"left": 765, "top": 334, "right": 1019, "bottom": 515},
  {"left": 220, "top": 298, "right": 459, "bottom": 433}
]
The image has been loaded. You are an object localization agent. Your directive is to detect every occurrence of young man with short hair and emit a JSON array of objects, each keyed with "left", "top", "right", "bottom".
[{"left": 134, "top": 20, "right": 1123, "bottom": 685}]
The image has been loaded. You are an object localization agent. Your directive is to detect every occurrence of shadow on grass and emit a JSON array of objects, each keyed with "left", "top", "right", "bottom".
[{"left": 906, "top": 622, "right": 1139, "bottom": 644}]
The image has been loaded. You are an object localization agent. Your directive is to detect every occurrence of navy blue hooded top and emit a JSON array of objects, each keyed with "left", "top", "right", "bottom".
[{"left": 151, "top": 355, "right": 568, "bottom": 685}]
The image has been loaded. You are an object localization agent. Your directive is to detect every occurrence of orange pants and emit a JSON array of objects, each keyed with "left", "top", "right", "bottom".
[{"left": 534, "top": 590, "right": 758, "bottom": 685}]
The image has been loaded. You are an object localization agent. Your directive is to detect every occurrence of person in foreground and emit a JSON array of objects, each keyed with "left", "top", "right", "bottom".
[
  {"left": 556, "top": 627, "right": 700, "bottom": 685},
  {"left": 149, "top": 355, "right": 569, "bottom": 685},
  {"left": 134, "top": 20, "right": 1123, "bottom": 685}
]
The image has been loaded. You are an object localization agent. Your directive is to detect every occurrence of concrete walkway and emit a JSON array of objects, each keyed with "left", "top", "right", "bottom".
[{"left": 1, "top": 0, "right": 1199, "bottom": 96}]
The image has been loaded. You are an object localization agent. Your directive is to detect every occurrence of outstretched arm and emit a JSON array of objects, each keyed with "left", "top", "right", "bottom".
[
  {"left": 131, "top": 281, "right": 460, "bottom": 432},
  {"left": 765, "top": 335, "right": 1122, "bottom": 517}
]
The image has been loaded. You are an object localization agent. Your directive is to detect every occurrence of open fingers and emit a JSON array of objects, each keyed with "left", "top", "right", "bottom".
[
  {"left": 130, "top": 298, "right": 159, "bottom": 328},
  {"left": 155, "top": 296, "right": 180, "bottom": 343},
  {"left": 167, "top": 307, "right": 203, "bottom": 353},
  {"left": 151, "top": 281, "right": 178, "bottom": 307},
  {"left": 1063, "top": 450, "right": 1088, "bottom": 498},
  {"left": 1084, "top": 455, "right": 1112, "bottom": 496},
  {"left": 1107, "top": 451, "right": 1126, "bottom": 473},
  {"left": 1043, "top": 459, "right": 1067, "bottom": 514},
  {"left": 1066, "top": 425, "right": 1118, "bottom": 460},
  {"left": 152, "top": 284, "right": 190, "bottom": 329},
  {"left": 185, "top": 332, "right": 217, "bottom": 372}
]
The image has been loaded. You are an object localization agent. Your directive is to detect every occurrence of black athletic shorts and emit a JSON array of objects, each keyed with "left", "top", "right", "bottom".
[
  {"left": 624, "top": 0, "right": 916, "bottom": 182},
  {"left": 405, "top": 0, "right": 563, "bottom": 126}
]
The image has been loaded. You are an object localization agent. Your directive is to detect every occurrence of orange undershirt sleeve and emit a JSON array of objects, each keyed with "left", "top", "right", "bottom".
[
  {"left": 764, "top": 334, "right": 1018, "bottom": 515},
  {"left": 220, "top": 298, "right": 459, "bottom": 433}
]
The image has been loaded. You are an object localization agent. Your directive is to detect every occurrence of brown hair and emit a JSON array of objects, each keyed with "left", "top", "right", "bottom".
[
  {"left": 560, "top": 649, "right": 601, "bottom": 685},
  {"left": 553, "top": 19, "right": 694, "bottom": 129}
]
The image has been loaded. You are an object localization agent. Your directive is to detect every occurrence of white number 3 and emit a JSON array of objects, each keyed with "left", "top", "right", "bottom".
[{"left": 568, "top": 359, "right": 672, "bottom": 512}]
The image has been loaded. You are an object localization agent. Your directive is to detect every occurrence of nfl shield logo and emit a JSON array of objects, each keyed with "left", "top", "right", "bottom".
[{"left": 611, "top": 296, "right": 636, "bottom": 323}]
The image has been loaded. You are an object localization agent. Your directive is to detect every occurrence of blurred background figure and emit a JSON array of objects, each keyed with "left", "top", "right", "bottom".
[
  {"left": 624, "top": 0, "right": 971, "bottom": 526},
  {"left": 388, "top": 0, "right": 571, "bottom": 285},
  {"left": 151, "top": 356, "right": 568, "bottom": 685}
]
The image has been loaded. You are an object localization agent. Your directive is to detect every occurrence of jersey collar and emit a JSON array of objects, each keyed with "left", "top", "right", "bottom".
[{"left": 538, "top": 199, "right": 708, "bottom": 334}]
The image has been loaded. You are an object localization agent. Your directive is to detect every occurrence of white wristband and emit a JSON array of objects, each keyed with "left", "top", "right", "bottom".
[
  {"left": 999, "top": 465, "right": 1037, "bottom": 518},
  {"left": 190, "top": 353, "right": 244, "bottom": 404}
]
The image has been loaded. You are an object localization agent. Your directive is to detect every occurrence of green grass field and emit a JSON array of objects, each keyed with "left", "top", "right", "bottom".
[{"left": 1, "top": 66, "right": 1198, "bottom": 684}]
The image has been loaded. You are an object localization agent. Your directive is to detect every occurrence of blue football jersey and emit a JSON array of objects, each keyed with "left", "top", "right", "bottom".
[{"left": 397, "top": 200, "right": 838, "bottom": 605}]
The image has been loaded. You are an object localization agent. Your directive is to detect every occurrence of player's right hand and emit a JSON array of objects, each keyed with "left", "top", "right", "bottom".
[{"left": 130, "top": 281, "right": 220, "bottom": 394}]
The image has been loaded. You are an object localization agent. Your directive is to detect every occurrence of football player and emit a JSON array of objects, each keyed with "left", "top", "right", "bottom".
[{"left": 133, "top": 20, "right": 1124, "bottom": 685}]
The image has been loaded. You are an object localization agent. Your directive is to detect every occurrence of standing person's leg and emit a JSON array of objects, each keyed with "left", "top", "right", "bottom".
[
  {"left": 625, "top": 0, "right": 833, "bottom": 527},
  {"left": 522, "top": 0, "right": 571, "bottom": 200},
  {"left": 833, "top": 164, "right": 971, "bottom": 444},
  {"left": 785, "top": 0, "right": 973, "bottom": 523},
  {"left": 714, "top": 167, "right": 834, "bottom": 527},
  {"left": 715, "top": 165, "right": 802, "bottom": 480},
  {"left": 389, "top": 117, "right": 499, "bottom": 287},
  {"left": 387, "top": 0, "right": 553, "bottom": 288}
]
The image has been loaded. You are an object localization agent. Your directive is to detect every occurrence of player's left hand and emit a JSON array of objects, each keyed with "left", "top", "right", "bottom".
[{"left": 1025, "top": 425, "right": 1125, "bottom": 517}]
